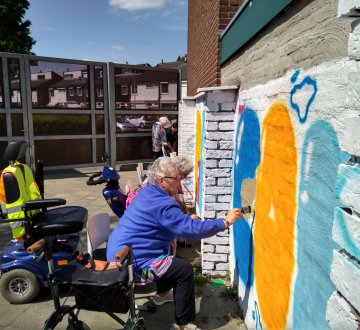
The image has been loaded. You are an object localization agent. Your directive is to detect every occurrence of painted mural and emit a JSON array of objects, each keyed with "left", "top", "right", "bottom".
[
  {"left": 194, "top": 102, "right": 206, "bottom": 216},
  {"left": 231, "top": 63, "right": 358, "bottom": 329}
]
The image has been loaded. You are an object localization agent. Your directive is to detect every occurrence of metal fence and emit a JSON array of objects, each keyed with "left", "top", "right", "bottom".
[{"left": 0, "top": 53, "right": 179, "bottom": 170}]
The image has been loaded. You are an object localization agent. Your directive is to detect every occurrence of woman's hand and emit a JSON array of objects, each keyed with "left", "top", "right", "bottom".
[
  {"left": 225, "top": 208, "right": 243, "bottom": 226},
  {"left": 191, "top": 213, "right": 201, "bottom": 220}
]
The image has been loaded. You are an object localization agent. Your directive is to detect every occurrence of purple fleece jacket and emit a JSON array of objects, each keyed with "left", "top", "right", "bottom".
[{"left": 106, "top": 183, "right": 225, "bottom": 270}]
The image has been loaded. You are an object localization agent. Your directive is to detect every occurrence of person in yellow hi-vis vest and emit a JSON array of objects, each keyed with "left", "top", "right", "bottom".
[{"left": 0, "top": 160, "right": 41, "bottom": 239}]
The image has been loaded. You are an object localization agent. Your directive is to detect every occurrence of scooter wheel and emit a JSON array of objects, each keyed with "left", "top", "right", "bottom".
[{"left": 0, "top": 268, "right": 40, "bottom": 304}]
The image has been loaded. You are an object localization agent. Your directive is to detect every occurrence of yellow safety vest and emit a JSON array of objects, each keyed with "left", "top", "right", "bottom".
[{"left": 0, "top": 162, "right": 41, "bottom": 238}]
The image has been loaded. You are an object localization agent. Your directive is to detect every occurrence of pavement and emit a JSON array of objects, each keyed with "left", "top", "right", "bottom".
[{"left": 0, "top": 167, "right": 246, "bottom": 330}]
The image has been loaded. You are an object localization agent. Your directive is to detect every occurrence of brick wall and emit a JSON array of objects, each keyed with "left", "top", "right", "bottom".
[{"left": 187, "top": 0, "right": 241, "bottom": 96}]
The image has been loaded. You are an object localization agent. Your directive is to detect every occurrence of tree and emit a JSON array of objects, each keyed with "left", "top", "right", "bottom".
[
  {"left": 177, "top": 55, "right": 187, "bottom": 62},
  {"left": 0, "top": 0, "right": 35, "bottom": 54}
]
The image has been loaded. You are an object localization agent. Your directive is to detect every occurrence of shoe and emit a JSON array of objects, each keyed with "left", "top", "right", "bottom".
[
  {"left": 152, "top": 289, "right": 174, "bottom": 306},
  {"left": 170, "top": 323, "right": 201, "bottom": 330}
]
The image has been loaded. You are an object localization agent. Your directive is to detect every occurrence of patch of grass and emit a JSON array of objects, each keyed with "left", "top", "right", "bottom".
[{"left": 221, "top": 284, "right": 238, "bottom": 300}]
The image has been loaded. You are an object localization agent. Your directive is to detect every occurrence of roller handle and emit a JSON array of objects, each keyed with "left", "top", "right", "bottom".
[
  {"left": 27, "top": 239, "right": 46, "bottom": 253},
  {"left": 115, "top": 245, "right": 131, "bottom": 263},
  {"left": 240, "top": 206, "right": 252, "bottom": 214}
]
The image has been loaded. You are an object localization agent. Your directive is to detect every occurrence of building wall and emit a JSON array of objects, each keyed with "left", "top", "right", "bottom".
[
  {"left": 231, "top": 58, "right": 360, "bottom": 330},
  {"left": 221, "top": 0, "right": 351, "bottom": 91},
  {"left": 187, "top": 0, "right": 241, "bottom": 96},
  {"left": 183, "top": 0, "right": 360, "bottom": 328}
]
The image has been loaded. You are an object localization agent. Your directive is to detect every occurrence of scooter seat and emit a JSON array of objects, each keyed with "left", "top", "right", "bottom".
[{"left": 31, "top": 206, "right": 88, "bottom": 239}]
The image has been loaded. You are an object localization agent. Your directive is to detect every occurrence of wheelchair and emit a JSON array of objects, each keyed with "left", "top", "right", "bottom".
[
  {"left": 0, "top": 140, "right": 87, "bottom": 303},
  {"left": 27, "top": 239, "right": 147, "bottom": 330}
]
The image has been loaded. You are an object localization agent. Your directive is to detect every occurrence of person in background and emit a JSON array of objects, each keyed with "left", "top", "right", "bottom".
[
  {"left": 152, "top": 117, "right": 170, "bottom": 159},
  {"left": 106, "top": 157, "right": 244, "bottom": 330},
  {"left": 172, "top": 155, "right": 195, "bottom": 248},
  {"left": 166, "top": 122, "right": 178, "bottom": 153}
]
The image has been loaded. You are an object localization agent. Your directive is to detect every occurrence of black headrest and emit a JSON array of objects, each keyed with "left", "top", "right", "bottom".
[{"left": 3, "top": 141, "right": 28, "bottom": 162}]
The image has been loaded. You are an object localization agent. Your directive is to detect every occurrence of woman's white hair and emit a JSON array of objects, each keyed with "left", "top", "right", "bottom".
[
  {"left": 172, "top": 155, "right": 193, "bottom": 177},
  {"left": 159, "top": 117, "right": 170, "bottom": 127},
  {"left": 147, "top": 157, "right": 178, "bottom": 183}
]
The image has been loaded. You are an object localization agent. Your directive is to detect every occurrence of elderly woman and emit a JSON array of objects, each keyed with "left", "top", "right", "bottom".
[
  {"left": 152, "top": 116, "right": 170, "bottom": 159},
  {"left": 106, "top": 157, "right": 243, "bottom": 330}
]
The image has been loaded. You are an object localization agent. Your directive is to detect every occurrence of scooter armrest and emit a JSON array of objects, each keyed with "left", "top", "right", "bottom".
[{"left": 23, "top": 198, "right": 66, "bottom": 211}]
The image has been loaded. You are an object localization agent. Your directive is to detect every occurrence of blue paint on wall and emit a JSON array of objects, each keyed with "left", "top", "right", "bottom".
[
  {"left": 290, "top": 74, "right": 317, "bottom": 124},
  {"left": 232, "top": 108, "right": 260, "bottom": 286},
  {"left": 293, "top": 121, "right": 348, "bottom": 329}
]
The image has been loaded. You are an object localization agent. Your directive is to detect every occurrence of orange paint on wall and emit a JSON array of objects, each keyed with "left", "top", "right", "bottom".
[
  {"left": 194, "top": 109, "right": 202, "bottom": 204},
  {"left": 254, "top": 102, "right": 297, "bottom": 330}
]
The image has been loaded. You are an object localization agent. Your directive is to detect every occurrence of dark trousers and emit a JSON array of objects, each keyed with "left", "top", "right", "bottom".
[{"left": 156, "top": 257, "right": 196, "bottom": 326}]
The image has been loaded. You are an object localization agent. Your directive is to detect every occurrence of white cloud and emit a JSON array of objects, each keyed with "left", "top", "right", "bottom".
[
  {"left": 111, "top": 45, "right": 125, "bottom": 51},
  {"left": 109, "top": 0, "right": 167, "bottom": 11}
]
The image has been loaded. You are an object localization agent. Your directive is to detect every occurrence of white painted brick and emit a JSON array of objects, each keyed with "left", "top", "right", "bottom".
[
  {"left": 206, "top": 111, "right": 234, "bottom": 121},
  {"left": 203, "top": 211, "right": 216, "bottom": 219},
  {"left": 219, "top": 159, "right": 233, "bottom": 167},
  {"left": 217, "top": 230, "right": 229, "bottom": 237},
  {"left": 205, "top": 203, "right": 230, "bottom": 211},
  {"left": 205, "top": 140, "right": 218, "bottom": 149},
  {"left": 216, "top": 211, "right": 228, "bottom": 218},
  {"left": 219, "top": 122, "right": 235, "bottom": 131},
  {"left": 326, "top": 291, "right": 360, "bottom": 330},
  {"left": 216, "top": 245, "right": 230, "bottom": 253},
  {"left": 206, "top": 131, "right": 234, "bottom": 141},
  {"left": 204, "top": 195, "right": 216, "bottom": 203},
  {"left": 205, "top": 168, "right": 231, "bottom": 177},
  {"left": 219, "top": 141, "right": 233, "bottom": 150},
  {"left": 341, "top": 116, "right": 360, "bottom": 155},
  {"left": 337, "top": 165, "right": 360, "bottom": 214},
  {"left": 206, "top": 187, "right": 232, "bottom": 194},
  {"left": 204, "top": 177, "right": 216, "bottom": 186},
  {"left": 333, "top": 207, "right": 360, "bottom": 260},
  {"left": 330, "top": 250, "right": 360, "bottom": 312},
  {"left": 204, "top": 270, "right": 227, "bottom": 277},
  {"left": 218, "top": 195, "right": 231, "bottom": 202},
  {"left": 206, "top": 159, "right": 218, "bottom": 168},
  {"left": 206, "top": 122, "right": 219, "bottom": 131},
  {"left": 202, "top": 261, "right": 214, "bottom": 270},
  {"left": 202, "top": 244, "right": 215, "bottom": 253},
  {"left": 216, "top": 263, "right": 230, "bottom": 271},
  {"left": 203, "top": 236, "right": 229, "bottom": 245},
  {"left": 218, "top": 178, "right": 232, "bottom": 186},
  {"left": 205, "top": 150, "right": 232, "bottom": 158},
  {"left": 203, "top": 253, "right": 228, "bottom": 262}
]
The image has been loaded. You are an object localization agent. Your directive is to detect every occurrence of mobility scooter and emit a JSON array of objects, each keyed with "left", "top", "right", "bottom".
[{"left": 0, "top": 141, "right": 87, "bottom": 304}]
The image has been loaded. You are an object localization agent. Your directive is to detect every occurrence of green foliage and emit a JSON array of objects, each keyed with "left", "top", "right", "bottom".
[
  {"left": 176, "top": 55, "right": 187, "bottom": 62},
  {"left": 221, "top": 285, "right": 238, "bottom": 301},
  {"left": 0, "top": 0, "right": 35, "bottom": 54},
  {"left": 193, "top": 263, "right": 208, "bottom": 288}
]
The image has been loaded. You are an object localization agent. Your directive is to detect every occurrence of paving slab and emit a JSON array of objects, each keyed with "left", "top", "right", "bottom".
[{"left": 0, "top": 167, "right": 246, "bottom": 330}]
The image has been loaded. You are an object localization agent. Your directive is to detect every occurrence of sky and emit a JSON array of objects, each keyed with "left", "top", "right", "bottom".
[{"left": 25, "top": 0, "right": 188, "bottom": 66}]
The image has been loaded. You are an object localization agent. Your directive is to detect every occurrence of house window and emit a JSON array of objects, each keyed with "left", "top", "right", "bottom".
[
  {"left": 69, "top": 88, "right": 74, "bottom": 96},
  {"left": 37, "top": 74, "right": 45, "bottom": 80},
  {"left": 49, "top": 89, "right": 54, "bottom": 97},
  {"left": 77, "top": 87, "right": 82, "bottom": 96},
  {"left": 85, "top": 88, "right": 88, "bottom": 97},
  {"left": 97, "top": 87, "right": 103, "bottom": 97},
  {"left": 131, "top": 84, "right": 137, "bottom": 94},
  {"left": 121, "top": 85, "right": 128, "bottom": 95},
  {"left": 160, "top": 83, "right": 169, "bottom": 94}
]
